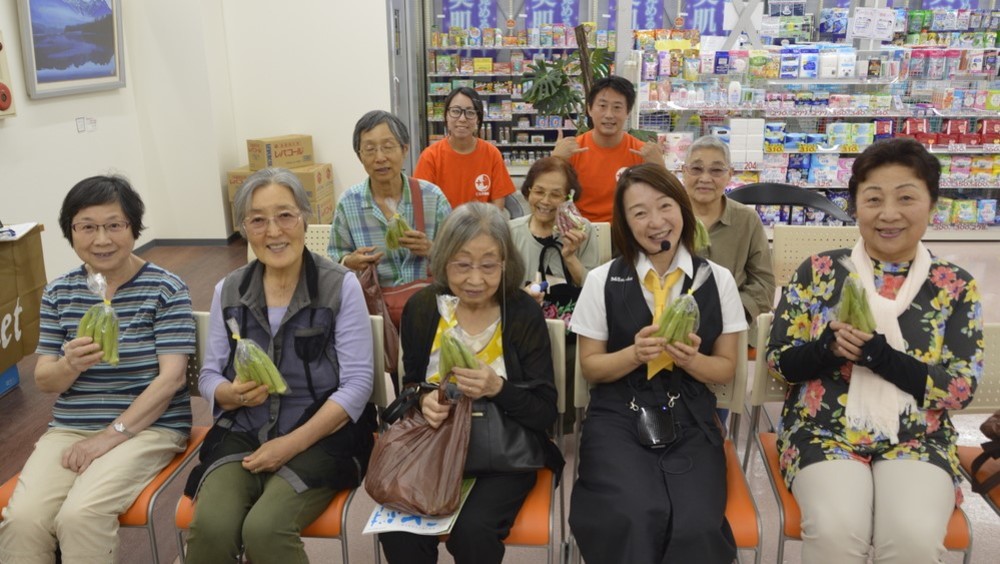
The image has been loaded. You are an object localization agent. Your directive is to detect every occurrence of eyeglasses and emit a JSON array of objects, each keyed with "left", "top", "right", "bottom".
[
  {"left": 528, "top": 188, "right": 568, "bottom": 202},
  {"left": 243, "top": 211, "right": 302, "bottom": 234},
  {"left": 448, "top": 260, "right": 503, "bottom": 276},
  {"left": 684, "top": 165, "right": 730, "bottom": 178},
  {"left": 447, "top": 107, "right": 478, "bottom": 120},
  {"left": 359, "top": 143, "right": 402, "bottom": 158},
  {"left": 71, "top": 221, "right": 131, "bottom": 235}
]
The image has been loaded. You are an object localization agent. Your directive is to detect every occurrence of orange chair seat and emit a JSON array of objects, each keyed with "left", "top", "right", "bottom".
[
  {"left": 2, "top": 426, "right": 209, "bottom": 526},
  {"left": 120, "top": 426, "right": 209, "bottom": 526},
  {"left": 504, "top": 468, "right": 554, "bottom": 546},
  {"left": 724, "top": 440, "right": 759, "bottom": 548},
  {"left": 958, "top": 444, "right": 1000, "bottom": 512},
  {"left": 760, "top": 432, "right": 969, "bottom": 550}
]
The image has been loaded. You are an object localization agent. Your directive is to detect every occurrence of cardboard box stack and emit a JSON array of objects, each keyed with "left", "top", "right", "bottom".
[{"left": 226, "top": 134, "right": 335, "bottom": 233}]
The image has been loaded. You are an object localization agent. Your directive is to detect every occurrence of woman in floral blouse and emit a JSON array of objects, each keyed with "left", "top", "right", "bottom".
[{"left": 767, "top": 138, "right": 983, "bottom": 563}]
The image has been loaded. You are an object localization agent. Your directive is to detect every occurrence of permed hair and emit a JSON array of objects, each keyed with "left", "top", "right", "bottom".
[
  {"left": 519, "top": 156, "right": 582, "bottom": 202},
  {"left": 232, "top": 167, "right": 313, "bottom": 237},
  {"left": 429, "top": 202, "right": 526, "bottom": 299},
  {"left": 848, "top": 137, "right": 940, "bottom": 213}
]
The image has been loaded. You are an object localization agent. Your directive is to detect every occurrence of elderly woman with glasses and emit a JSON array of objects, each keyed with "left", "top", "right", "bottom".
[
  {"left": 0, "top": 176, "right": 195, "bottom": 563},
  {"left": 569, "top": 164, "right": 746, "bottom": 563},
  {"left": 379, "top": 202, "right": 563, "bottom": 564},
  {"left": 182, "top": 168, "right": 377, "bottom": 563},
  {"left": 414, "top": 87, "right": 516, "bottom": 210},
  {"left": 681, "top": 135, "right": 774, "bottom": 344},
  {"left": 509, "top": 157, "right": 600, "bottom": 294},
  {"left": 329, "top": 111, "right": 452, "bottom": 325}
]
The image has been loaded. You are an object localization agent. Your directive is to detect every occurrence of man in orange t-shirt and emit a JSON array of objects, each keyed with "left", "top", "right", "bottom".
[
  {"left": 414, "top": 87, "right": 516, "bottom": 210},
  {"left": 552, "top": 76, "right": 664, "bottom": 223}
]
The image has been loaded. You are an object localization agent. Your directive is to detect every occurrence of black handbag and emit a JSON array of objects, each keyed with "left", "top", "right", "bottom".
[
  {"left": 464, "top": 382, "right": 547, "bottom": 475},
  {"left": 536, "top": 239, "right": 582, "bottom": 327}
]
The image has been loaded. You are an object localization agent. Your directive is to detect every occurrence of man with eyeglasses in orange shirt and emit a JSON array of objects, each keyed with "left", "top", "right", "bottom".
[{"left": 682, "top": 135, "right": 774, "bottom": 346}]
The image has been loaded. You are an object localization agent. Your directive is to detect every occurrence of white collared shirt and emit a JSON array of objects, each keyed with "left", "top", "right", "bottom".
[{"left": 571, "top": 245, "right": 747, "bottom": 342}]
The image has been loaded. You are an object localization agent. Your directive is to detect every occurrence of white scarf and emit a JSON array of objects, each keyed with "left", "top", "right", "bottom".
[{"left": 844, "top": 239, "right": 931, "bottom": 444}]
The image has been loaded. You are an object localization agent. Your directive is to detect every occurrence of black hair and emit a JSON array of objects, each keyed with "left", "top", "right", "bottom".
[{"left": 59, "top": 175, "right": 146, "bottom": 242}]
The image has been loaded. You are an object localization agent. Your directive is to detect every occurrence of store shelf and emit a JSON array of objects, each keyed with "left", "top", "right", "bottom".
[
  {"left": 429, "top": 72, "right": 532, "bottom": 78},
  {"left": 764, "top": 77, "right": 902, "bottom": 86},
  {"left": 930, "top": 145, "right": 1000, "bottom": 155},
  {"left": 428, "top": 45, "right": 578, "bottom": 51},
  {"left": 511, "top": 126, "right": 577, "bottom": 131},
  {"left": 923, "top": 226, "right": 1000, "bottom": 241},
  {"left": 429, "top": 93, "right": 524, "bottom": 98},
  {"left": 763, "top": 224, "right": 1000, "bottom": 241}
]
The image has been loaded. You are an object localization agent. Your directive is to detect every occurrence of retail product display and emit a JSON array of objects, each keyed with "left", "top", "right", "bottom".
[
  {"left": 225, "top": 135, "right": 334, "bottom": 233},
  {"left": 425, "top": 23, "right": 615, "bottom": 170},
  {"left": 631, "top": 6, "right": 1000, "bottom": 238}
]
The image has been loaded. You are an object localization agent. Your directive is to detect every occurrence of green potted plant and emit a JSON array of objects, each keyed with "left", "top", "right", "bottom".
[{"left": 522, "top": 24, "right": 657, "bottom": 142}]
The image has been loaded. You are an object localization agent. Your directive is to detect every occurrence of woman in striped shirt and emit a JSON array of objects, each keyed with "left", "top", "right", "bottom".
[{"left": 0, "top": 175, "right": 195, "bottom": 563}]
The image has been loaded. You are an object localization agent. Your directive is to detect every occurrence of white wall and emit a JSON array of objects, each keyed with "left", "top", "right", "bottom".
[
  {"left": 222, "top": 0, "right": 392, "bottom": 201},
  {"left": 0, "top": 0, "right": 391, "bottom": 280}
]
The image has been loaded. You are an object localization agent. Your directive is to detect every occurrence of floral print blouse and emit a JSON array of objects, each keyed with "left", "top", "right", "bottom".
[{"left": 767, "top": 248, "right": 983, "bottom": 501}]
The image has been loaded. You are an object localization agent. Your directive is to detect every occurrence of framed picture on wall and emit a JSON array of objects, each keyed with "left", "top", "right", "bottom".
[{"left": 16, "top": 0, "right": 125, "bottom": 99}]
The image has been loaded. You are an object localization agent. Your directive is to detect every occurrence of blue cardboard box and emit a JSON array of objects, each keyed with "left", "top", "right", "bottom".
[{"left": 0, "top": 364, "right": 19, "bottom": 398}]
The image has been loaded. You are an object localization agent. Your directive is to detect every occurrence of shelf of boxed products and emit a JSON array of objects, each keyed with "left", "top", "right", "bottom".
[
  {"left": 427, "top": 46, "right": 579, "bottom": 51},
  {"left": 760, "top": 224, "right": 1000, "bottom": 242}
]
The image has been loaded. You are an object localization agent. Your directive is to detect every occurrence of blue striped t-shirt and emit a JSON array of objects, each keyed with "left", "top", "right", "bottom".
[{"left": 36, "top": 262, "right": 195, "bottom": 433}]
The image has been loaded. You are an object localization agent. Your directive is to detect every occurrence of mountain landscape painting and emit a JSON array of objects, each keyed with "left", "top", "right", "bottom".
[{"left": 28, "top": 0, "right": 116, "bottom": 82}]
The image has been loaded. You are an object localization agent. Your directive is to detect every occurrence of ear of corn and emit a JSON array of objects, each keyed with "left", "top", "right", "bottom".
[
  {"left": 654, "top": 293, "right": 700, "bottom": 346},
  {"left": 233, "top": 339, "right": 289, "bottom": 395},
  {"left": 77, "top": 302, "right": 119, "bottom": 366}
]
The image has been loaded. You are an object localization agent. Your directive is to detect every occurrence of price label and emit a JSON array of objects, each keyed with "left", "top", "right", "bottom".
[
  {"left": 983, "top": 144, "right": 1000, "bottom": 153},
  {"left": 840, "top": 143, "right": 859, "bottom": 153},
  {"left": 947, "top": 143, "right": 968, "bottom": 152},
  {"left": 798, "top": 143, "right": 818, "bottom": 153},
  {"left": 742, "top": 162, "right": 758, "bottom": 170},
  {"left": 765, "top": 144, "right": 785, "bottom": 153}
]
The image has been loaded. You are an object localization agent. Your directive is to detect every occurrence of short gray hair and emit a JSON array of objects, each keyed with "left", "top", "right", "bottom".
[
  {"left": 353, "top": 110, "right": 410, "bottom": 153},
  {"left": 686, "top": 135, "right": 731, "bottom": 166},
  {"left": 429, "top": 202, "right": 525, "bottom": 298},
  {"left": 233, "top": 167, "right": 313, "bottom": 236}
]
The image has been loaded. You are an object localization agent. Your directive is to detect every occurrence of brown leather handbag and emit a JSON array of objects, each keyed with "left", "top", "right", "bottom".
[
  {"left": 359, "top": 264, "right": 400, "bottom": 376},
  {"left": 365, "top": 388, "right": 472, "bottom": 516},
  {"left": 970, "top": 410, "right": 1000, "bottom": 495}
]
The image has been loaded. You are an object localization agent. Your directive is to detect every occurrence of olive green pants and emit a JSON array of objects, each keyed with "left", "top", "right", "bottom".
[{"left": 184, "top": 461, "right": 334, "bottom": 564}]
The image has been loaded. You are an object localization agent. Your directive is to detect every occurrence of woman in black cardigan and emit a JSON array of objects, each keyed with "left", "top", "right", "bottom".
[{"left": 379, "top": 202, "right": 563, "bottom": 564}]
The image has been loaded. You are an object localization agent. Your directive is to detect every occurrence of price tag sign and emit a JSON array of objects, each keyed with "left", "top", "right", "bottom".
[
  {"left": 947, "top": 143, "right": 968, "bottom": 152},
  {"left": 840, "top": 143, "right": 859, "bottom": 153},
  {"left": 798, "top": 143, "right": 818, "bottom": 153},
  {"left": 765, "top": 144, "right": 785, "bottom": 153},
  {"left": 983, "top": 144, "right": 1000, "bottom": 153}
]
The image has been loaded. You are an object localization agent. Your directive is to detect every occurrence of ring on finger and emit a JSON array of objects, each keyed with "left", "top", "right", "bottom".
[{"left": 240, "top": 394, "right": 245, "bottom": 403}]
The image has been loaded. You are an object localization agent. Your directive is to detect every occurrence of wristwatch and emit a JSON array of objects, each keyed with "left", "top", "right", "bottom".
[{"left": 112, "top": 420, "right": 136, "bottom": 439}]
